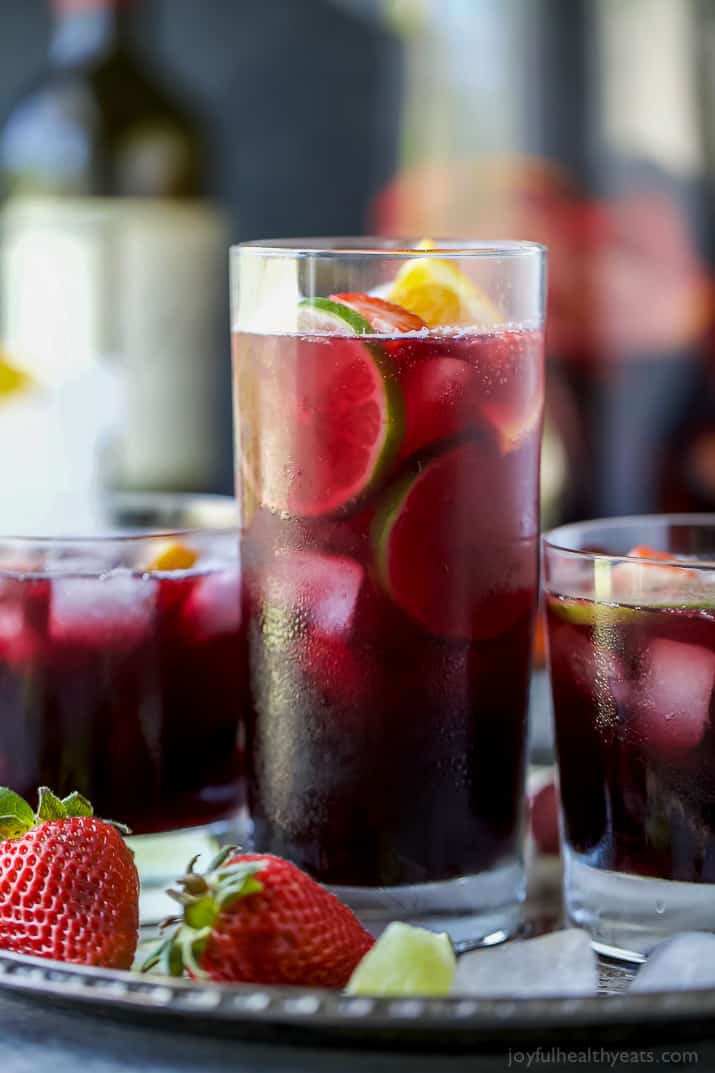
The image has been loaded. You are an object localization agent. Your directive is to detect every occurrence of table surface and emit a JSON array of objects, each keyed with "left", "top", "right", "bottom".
[
  {"left": 4, "top": 988, "right": 715, "bottom": 1073},
  {"left": 0, "top": 680, "right": 711, "bottom": 1072}
]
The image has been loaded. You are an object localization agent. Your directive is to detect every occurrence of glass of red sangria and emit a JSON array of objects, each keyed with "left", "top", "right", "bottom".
[
  {"left": 0, "top": 494, "right": 244, "bottom": 918},
  {"left": 544, "top": 516, "right": 715, "bottom": 961},
  {"left": 231, "top": 238, "right": 546, "bottom": 947}
]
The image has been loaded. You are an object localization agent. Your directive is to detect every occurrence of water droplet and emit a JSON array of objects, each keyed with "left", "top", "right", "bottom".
[{"left": 655, "top": 900, "right": 666, "bottom": 915}]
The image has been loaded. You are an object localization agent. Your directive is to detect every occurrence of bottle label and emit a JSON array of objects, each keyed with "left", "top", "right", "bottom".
[{"left": 0, "top": 195, "right": 228, "bottom": 527}]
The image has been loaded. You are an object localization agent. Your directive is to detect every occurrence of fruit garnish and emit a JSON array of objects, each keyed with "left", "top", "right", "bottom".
[
  {"left": 629, "top": 545, "right": 671, "bottom": 560},
  {"left": 387, "top": 253, "right": 501, "bottom": 328},
  {"left": 346, "top": 922, "right": 455, "bottom": 997},
  {"left": 329, "top": 293, "right": 426, "bottom": 334},
  {"left": 241, "top": 335, "right": 404, "bottom": 517},
  {"left": 372, "top": 441, "right": 531, "bottom": 639},
  {"left": 0, "top": 786, "right": 138, "bottom": 969},
  {"left": 547, "top": 597, "right": 638, "bottom": 626},
  {"left": 146, "top": 540, "right": 198, "bottom": 572},
  {"left": 612, "top": 544, "right": 700, "bottom": 602},
  {"left": 0, "top": 348, "right": 32, "bottom": 400},
  {"left": 297, "top": 297, "right": 374, "bottom": 335},
  {"left": 143, "top": 849, "right": 373, "bottom": 987}
]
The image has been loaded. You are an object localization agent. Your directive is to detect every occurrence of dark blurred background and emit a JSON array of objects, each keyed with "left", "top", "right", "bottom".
[
  {"left": 0, "top": 0, "right": 402, "bottom": 240},
  {"left": 1, "top": 0, "right": 715, "bottom": 534}
]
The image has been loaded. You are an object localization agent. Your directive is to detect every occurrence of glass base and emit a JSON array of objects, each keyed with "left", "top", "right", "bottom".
[
  {"left": 564, "top": 847, "right": 715, "bottom": 963},
  {"left": 129, "top": 811, "right": 249, "bottom": 926},
  {"left": 329, "top": 858, "right": 526, "bottom": 952}
]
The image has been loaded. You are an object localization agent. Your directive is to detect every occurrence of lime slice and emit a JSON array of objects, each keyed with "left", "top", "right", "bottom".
[
  {"left": 346, "top": 922, "right": 455, "bottom": 997},
  {"left": 242, "top": 326, "right": 404, "bottom": 518},
  {"left": 297, "top": 297, "right": 373, "bottom": 335},
  {"left": 547, "top": 598, "right": 639, "bottom": 626},
  {"left": 372, "top": 441, "right": 524, "bottom": 640}
]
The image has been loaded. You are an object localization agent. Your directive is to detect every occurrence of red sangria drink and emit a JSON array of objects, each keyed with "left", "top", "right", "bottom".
[
  {"left": 544, "top": 517, "right": 715, "bottom": 960},
  {"left": 232, "top": 239, "right": 546, "bottom": 945},
  {"left": 0, "top": 498, "right": 244, "bottom": 837}
]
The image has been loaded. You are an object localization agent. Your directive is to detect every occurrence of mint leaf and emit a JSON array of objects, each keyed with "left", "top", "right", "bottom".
[
  {"left": 62, "top": 792, "right": 93, "bottom": 818},
  {"left": 0, "top": 788, "right": 34, "bottom": 839},
  {"left": 37, "top": 787, "right": 67, "bottom": 821}
]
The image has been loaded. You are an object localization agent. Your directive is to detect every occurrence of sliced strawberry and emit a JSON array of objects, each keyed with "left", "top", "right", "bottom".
[
  {"left": 629, "top": 545, "right": 679, "bottom": 562},
  {"left": 613, "top": 544, "right": 697, "bottom": 600},
  {"left": 330, "top": 293, "right": 426, "bottom": 334}
]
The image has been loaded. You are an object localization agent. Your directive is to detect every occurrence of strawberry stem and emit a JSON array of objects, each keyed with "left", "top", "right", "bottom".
[{"left": 141, "top": 852, "right": 268, "bottom": 978}]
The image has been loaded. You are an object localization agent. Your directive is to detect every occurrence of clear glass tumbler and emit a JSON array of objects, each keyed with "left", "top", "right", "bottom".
[
  {"left": 544, "top": 515, "right": 715, "bottom": 961},
  {"left": 231, "top": 238, "right": 546, "bottom": 947},
  {"left": 0, "top": 494, "right": 244, "bottom": 920}
]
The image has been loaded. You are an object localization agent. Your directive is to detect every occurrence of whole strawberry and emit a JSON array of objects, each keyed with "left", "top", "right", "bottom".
[
  {"left": 144, "top": 850, "right": 373, "bottom": 988},
  {"left": 0, "top": 786, "right": 139, "bottom": 969}
]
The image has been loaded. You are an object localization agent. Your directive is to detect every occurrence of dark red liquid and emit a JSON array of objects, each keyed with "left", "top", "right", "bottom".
[
  {"left": 0, "top": 566, "right": 244, "bottom": 833},
  {"left": 235, "top": 327, "right": 543, "bottom": 887},
  {"left": 547, "top": 597, "right": 715, "bottom": 882}
]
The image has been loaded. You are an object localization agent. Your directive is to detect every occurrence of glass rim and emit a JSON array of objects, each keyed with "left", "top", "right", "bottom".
[
  {"left": 0, "top": 493, "right": 239, "bottom": 546},
  {"left": 231, "top": 236, "right": 547, "bottom": 260},
  {"left": 543, "top": 513, "right": 715, "bottom": 570}
]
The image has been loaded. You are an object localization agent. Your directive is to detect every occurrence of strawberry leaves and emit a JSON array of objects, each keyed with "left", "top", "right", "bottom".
[
  {"left": 0, "top": 786, "right": 96, "bottom": 841},
  {"left": 0, "top": 789, "right": 35, "bottom": 839},
  {"left": 37, "top": 788, "right": 68, "bottom": 820},
  {"left": 60, "top": 791, "right": 94, "bottom": 818},
  {"left": 141, "top": 848, "right": 266, "bottom": 978},
  {"left": 37, "top": 787, "right": 94, "bottom": 822}
]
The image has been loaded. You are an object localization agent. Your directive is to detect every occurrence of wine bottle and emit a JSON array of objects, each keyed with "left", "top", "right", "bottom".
[{"left": 0, "top": 0, "right": 227, "bottom": 531}]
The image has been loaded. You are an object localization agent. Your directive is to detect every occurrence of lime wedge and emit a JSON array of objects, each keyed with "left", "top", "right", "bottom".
[
  {"left": 346, "top": 922, "right": 456, "bottom": 997},
  {"left": 548, "top": 596, "right": 715, "bottom": 626},
  {"left": 243, "top": 323, "right": 404, "bottom": 517},
  {"left": 548, "top": 599, "right": 639, "bottom": 627},
  {"left": 297, "top": 297, "right": 374, "bottom": 335}
]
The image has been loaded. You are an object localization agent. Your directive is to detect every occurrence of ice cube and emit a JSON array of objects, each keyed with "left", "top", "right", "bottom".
[
  {"left": 634, "top": 638, "right": 715, "bottom": 754},
  {"left": 262, "top": 550, "right": 364, "bottom": 636},
  {"left": 631, "top": 932, "right": 715, "bottom": 992},
  {"left": 452, "top": 929, "right": 598, "bottom": 997},
  {"left": 179, "top": 567, "right": 241, "bottom": 642},
  {"left": 50, "top": 570, "right": 157, "bottom": 647}
]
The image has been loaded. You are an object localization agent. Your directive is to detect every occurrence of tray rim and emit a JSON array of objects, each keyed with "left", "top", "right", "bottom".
[{"left": 2, "top": 947, "right": 715, "bottom": 1038}]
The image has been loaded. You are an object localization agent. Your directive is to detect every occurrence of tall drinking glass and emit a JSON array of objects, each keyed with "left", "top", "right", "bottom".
[
  {"left": 544, "top": 516, "right": 715, "bottom": 961},
  {"left": 231, "top": 238, "right": 546, "bottom": 947}
]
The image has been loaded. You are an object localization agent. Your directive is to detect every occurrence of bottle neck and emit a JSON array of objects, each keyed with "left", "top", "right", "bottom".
[{"left": 49, "top": 2, "right": 133, "bottom": 65}]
